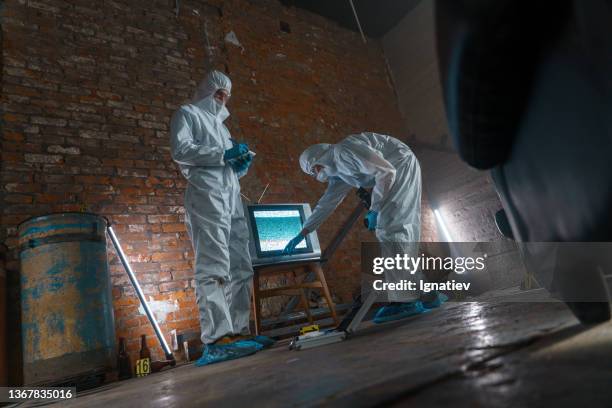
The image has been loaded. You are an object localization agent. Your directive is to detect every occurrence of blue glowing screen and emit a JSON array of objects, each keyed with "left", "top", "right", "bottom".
[{"left": 253, "top": 210, "right": 307, "bottom": 252}]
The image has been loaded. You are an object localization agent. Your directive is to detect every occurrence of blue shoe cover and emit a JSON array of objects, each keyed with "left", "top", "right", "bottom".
[
  {"left": 251, "top": 335, "right": 276, "bottom": 348},
  {"left": 373, "top": 301, "right": 426, "bottom": 324},
  {"left": 232, "top": 339, "right": 264, "bottom": 351},
  {"left": 422, "top": 292, "right": 449, "bottom": 309},
  {"left": 195, "top": 343, "right": 258, "bottom": 367}
]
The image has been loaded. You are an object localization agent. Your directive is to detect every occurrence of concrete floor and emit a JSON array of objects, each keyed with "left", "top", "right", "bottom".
[{"left": 52, "top": 289, "right": 612, "bottom": 407}]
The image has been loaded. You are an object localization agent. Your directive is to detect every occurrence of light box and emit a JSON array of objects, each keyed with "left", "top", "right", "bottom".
[{"left": 244, "top": 203, "right": 321, "bottom": 266}]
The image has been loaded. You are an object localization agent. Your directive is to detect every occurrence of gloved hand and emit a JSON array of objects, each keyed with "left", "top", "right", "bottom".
[
  {"left": 224, "top": 143, "right": 249, "bottom": 161},
  {"left": 282, "top": 234, "right": 305, "bottom": 255},
  {"left": 231, "top": 154, "right": 253, "bottom": 173},
  {"left": 364, "top": 210, "right": 378, "bottom": 231}
]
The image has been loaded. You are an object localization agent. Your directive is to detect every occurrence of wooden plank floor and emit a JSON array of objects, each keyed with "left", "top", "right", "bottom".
[{"left": 54, "top": 290, "right": 611, "bottom": 407}]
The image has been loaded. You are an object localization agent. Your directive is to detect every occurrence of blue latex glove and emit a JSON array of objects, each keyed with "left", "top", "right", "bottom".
[
  {"left": 282, "top": 234, "right": 305, "bottom": 255},
  {"left": 231, "top": 154, "right": 253, "bottom": 173},
  {"left": 364, "top": 210, "right": 378, "bottom": 231},
  {"left": 224, "top": 143, "right": 249, "bottom": 161}
]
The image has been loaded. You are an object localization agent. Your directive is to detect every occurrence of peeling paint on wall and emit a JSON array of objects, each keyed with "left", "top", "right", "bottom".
[
  {"left": 139, "top": 298, "right": 179, "bottom": 323},
  {"left": 203, "top": 17, "right": 217, "bottom": 60},
  {"left": 224, "top": 30, "right": 244, "bottom": 52}
]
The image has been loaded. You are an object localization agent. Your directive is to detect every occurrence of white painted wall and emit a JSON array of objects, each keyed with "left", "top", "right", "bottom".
[{"left": 382, "top": 0, "right": 449, "bottom": 147}]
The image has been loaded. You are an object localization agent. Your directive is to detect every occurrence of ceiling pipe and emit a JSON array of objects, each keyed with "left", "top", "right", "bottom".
[{"left": 348, "top": 0, "right": 367, "bottom": 44}]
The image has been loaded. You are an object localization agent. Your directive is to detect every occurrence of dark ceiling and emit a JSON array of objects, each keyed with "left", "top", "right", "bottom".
[{"left": 280, "top": 0, "right": 422, "bottom": 38}]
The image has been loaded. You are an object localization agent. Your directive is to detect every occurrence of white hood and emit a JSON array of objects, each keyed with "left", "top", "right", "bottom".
[{"left": 192, "top": 70, "right": 232, "bottom": 122}]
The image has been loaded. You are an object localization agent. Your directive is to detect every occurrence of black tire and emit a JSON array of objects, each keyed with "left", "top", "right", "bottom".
[{"left": 565, "top": 301, "right": 611, "bottom": 324}]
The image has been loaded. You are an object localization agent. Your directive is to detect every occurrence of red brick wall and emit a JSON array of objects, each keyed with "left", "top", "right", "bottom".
[{"left": 1, "top": 0, "right": 418, "bottom": 360}]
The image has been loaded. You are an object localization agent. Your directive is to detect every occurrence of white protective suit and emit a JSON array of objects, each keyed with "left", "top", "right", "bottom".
[
  {"left": 170, "top": 71, "right": 253, "bottom": 344},
  {"left": 300, "top": 132, "right": 422, "bottom": 302}
]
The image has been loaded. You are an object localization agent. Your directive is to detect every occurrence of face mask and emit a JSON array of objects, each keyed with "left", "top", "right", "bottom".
[
  {"left": 315, "top": 168, "right": 329, "bottom": 183},
  {"left": 196, "top": 96, "right": 230, "bottom": 122},
  {"left": 212, "top": 100, "right": 229, "bottom": 119}
]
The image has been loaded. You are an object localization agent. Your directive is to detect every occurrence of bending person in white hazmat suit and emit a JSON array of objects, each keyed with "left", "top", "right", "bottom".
[
  {"left": 283, "top": 132, "right": 446, "bottom": 323},
  {"left": 170, "top": 71, "right": 272, "bottom": 366}
]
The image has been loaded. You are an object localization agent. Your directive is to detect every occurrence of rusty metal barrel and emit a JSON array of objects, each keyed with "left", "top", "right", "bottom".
[{"left": 18, "top": 213, "right": 115, "bottom": 385}]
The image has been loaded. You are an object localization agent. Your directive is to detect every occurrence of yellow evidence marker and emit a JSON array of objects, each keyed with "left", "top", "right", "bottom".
[
  {"left": 299, "top": 325, "right": 320, "bottom": 336},
  {"left": 135, "top": 357, "right": 151, "bottom": 377}
]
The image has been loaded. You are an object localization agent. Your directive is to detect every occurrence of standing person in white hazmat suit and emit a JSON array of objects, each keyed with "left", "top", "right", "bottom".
[
  {"left": 283, "top": 132, "right": 446, "bottom": 323},
  {"left": 170, "top": 71, "right": 272, "bottom": 366}
]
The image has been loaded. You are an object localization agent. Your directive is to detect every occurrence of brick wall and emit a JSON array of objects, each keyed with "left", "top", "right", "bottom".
[
  {"left": 1, "top": 0, "right": 419, "bottom": 361},
  {"left": 416, "top": 148, "right": 501, "bottom": 242}
]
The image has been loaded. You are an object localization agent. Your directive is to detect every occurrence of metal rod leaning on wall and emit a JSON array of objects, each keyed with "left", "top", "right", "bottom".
[{"left": 106, "top": 221, "right": 174, "bottom": 360}]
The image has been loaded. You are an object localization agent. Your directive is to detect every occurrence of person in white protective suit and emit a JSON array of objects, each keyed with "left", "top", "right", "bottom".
[
  {"left": 170, "top": 71, "right": 273, "bottom": 366},
  {"left": 283, "top": 132, "right": 447, "bottom": 323}
]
